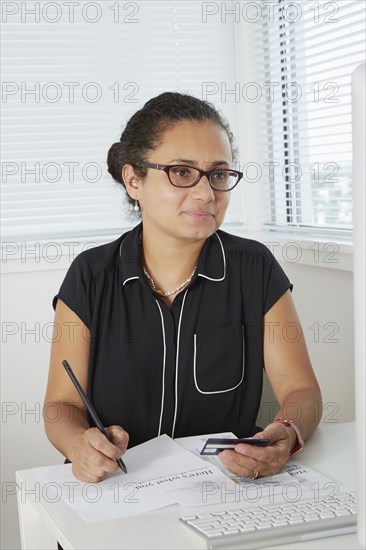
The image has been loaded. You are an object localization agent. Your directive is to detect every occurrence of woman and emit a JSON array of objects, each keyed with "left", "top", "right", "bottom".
[{"left": 44, "top": 92, "right": 322, "bottom": 484}]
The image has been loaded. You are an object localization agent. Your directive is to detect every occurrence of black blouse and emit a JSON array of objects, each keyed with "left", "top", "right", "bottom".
[{"left": 53, "top": 223, "right": 292, "bottom": 448}]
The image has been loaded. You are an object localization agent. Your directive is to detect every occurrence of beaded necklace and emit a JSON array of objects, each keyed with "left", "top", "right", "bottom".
[
  {"left": 142, "top": 265, "right": 197, "bottom": 297},
  {"left": 140, "top": 231, "right": 197, "bottom": 296}
]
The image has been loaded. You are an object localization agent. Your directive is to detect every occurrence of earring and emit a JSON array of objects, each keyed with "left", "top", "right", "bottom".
[{"left": 133, "top": 199, "right": 140, "bottom": 212}]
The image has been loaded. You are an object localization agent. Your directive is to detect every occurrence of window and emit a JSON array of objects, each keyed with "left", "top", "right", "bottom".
[
  {"left": 1, "top": 0, "right": 243, "bottom": 244},
  {"left": 249, "top": 0, "right": 365, "bottom": 233}
]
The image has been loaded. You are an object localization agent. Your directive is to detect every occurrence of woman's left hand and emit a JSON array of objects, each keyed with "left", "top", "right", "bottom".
[{"left": 218, "top": 422, "right": 296, "bottom": 479}]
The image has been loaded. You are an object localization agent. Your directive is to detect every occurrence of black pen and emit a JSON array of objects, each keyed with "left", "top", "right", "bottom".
[{"left": 62, "top": 359, "right": 127, "bottom": 474}]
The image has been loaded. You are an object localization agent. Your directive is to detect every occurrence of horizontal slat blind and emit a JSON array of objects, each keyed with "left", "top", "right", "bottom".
[
  {"left": 252, "top": 0, "right": 365, "bottom": 231},
  {"left": 1, "top": 0, "right": 243, "bottom": 242}
]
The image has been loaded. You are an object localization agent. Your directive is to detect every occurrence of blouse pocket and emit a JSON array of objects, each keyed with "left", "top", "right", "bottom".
[{"left": 193, "top": 324, "right": 245, "bottom": 394}]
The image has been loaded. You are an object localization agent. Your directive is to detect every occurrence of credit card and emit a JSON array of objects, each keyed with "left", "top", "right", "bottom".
[{"left": 200, "top": 437, "right": 271, "bottom": 455}]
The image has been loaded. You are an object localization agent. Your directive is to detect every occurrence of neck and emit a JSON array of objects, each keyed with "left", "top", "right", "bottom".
[{"left": 140, "top": 225, "right": 206, "bottom": 293}]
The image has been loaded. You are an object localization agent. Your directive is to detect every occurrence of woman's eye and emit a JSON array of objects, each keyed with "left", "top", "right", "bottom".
[
  {"left": 173, "top": 167, "right": 191, "bottom": 177},
  {"left": 212, "top": 171, "right": 227, "bottom": 181}
]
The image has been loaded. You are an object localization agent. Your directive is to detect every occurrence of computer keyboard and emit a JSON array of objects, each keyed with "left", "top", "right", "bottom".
[{"left": 179, "top": 490, "right": 357, "bottom": 549}]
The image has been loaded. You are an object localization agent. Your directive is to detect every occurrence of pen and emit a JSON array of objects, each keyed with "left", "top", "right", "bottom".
[{"left": 61, "top": 359, "right": 127, "bottom": 474}]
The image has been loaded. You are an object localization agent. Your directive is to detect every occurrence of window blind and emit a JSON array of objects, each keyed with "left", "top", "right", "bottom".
[
  {"left": 251, "top": 0, "right": 365, "bottom": 233},
  {"left": 1, "top": 0, "right": 243, "bottom": 243}
]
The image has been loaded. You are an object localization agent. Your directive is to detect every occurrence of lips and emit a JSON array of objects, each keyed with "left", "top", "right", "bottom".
[{"left": 183, "top": 210, "right": 215, "bottom": 220}]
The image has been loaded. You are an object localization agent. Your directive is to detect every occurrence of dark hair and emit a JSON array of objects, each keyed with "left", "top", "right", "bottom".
[{"left": 107, "top": 92, "right": 238, "bottom": 210}]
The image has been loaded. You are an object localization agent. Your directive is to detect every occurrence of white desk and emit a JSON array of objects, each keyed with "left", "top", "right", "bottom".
[{"left": 16, "top": 422, "right": 363, "bottom": 550}]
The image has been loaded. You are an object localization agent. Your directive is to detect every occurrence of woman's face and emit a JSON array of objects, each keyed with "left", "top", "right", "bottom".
[{"left": 131, "top": 119, "right": 233, "bottom": 243}]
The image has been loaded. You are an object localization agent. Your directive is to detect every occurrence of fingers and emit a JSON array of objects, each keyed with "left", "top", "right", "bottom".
[
  {"left": 105, "top": 425, "right": 129, "bottom": 454},
  {"left": 219, "top": 450, "right": 261, "bottom": 479},
  {"left": 218, "top": 433, "right": 290, "bottom": 478},
  {"left": 70, "top": 426, "right": 129, "bottom": 482},
  {"left": 88, "top": 427, "right": 124, "bottom": 461}
]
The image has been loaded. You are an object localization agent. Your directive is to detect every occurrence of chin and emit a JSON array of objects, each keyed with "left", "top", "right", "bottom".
[{"left": 182, "top": 223, "right": 219, "bottom": 242}]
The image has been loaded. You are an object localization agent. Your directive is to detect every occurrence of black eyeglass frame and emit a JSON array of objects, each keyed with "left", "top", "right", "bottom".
[{"left": 137, "top": 161, "right": 243, "bottom": 192}]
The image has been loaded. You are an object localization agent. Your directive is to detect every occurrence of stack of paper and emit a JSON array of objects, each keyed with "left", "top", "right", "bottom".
[{"left": 34, "top": 432, "right": 336, "bottom": 523}]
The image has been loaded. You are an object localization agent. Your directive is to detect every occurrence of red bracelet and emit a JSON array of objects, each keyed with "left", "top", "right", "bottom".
[{"left": 275, "top": 418, "right": 304, "bottom": 456}]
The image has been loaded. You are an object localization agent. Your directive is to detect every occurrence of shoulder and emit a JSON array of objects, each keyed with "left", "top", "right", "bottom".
[
  {"left": 68, "top": 232, "right": 128, "bottom": 280},
  {"left": 216, "top": 229, "right": 275, "bottom": 265}
]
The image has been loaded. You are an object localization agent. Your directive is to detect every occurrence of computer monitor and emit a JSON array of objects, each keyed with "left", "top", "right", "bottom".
[{"left": 352, "top": 62, "right": 365, "bottom": 548}]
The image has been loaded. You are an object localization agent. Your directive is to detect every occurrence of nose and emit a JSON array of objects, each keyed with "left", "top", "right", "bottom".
[{"left": 191, "top": 173, "right": 215, "bottom": 202}]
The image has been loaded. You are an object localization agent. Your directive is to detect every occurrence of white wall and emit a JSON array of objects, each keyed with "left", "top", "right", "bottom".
[
  {"left": 254, "top": 247, "right": 354, "bottom": 428},
  {"left": 1, "top": 245, "right": 354, "bottom": 549},
  {"left": 262, "top": 257, "right": 354, "bottom": 423}
]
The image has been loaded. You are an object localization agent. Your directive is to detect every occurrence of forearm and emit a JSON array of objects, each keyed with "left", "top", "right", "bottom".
[
  {"left": 43, "top": 402, "right": 90, "bottom": 460},
  {"left": 274, "top": 387, "right": 323, "bottom": 442}
]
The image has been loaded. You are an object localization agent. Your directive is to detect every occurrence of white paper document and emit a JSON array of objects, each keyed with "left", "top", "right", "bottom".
[
  {"left": 35, "top": 434, "right": 239, "bottom": 522},
  {"left": 34, "top": 432, "right": 340, "bottom": 523}
]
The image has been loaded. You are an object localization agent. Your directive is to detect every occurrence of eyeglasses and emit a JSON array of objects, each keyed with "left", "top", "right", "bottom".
[{"left": 138, "top": 162, "right": 243, "bottom": 192}]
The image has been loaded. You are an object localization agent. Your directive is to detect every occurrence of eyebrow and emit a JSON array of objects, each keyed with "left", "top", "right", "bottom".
[{"left": 167, "top": 159, "right": 230, "bottom": 167}]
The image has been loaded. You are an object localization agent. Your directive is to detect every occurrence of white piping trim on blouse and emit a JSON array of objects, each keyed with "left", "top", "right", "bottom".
[
  {"left": 119, "top": 235, "right": 140, "bottom": 286},
  {"left": 193, "top": 325, "right": 245, "bottom": 395},
  {"left": 154, "top": 300, "right": 167, "bottom": 437},
  {"left": 197, "top": 232, "right": 226, "bottom": 282},
  {"left": 122, "top": 276, "right": 139, "bottom": 285},
  {"left": 171, "top": 288, "right": 189, "bottom": 439}
]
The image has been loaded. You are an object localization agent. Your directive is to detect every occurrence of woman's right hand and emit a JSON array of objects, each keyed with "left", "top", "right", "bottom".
[{"left": 69, "top": 425, "right": 129, "bottom": 482}]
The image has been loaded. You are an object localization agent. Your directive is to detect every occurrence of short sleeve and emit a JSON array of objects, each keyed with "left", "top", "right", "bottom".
[
  {"left": 52, "top": 253, "right": 95, "bottom": 328},
  {"left": 262, "top": 249, "right": 293, "bottom": 314}
]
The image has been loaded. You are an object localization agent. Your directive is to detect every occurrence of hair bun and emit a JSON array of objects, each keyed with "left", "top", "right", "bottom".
[{"left": 107, "top": 142, "right": 124, "bottom": 184}]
